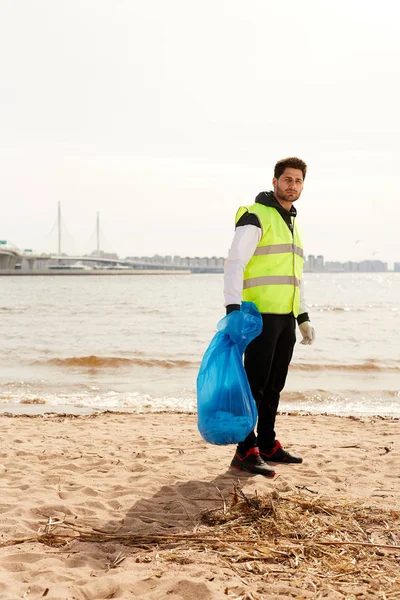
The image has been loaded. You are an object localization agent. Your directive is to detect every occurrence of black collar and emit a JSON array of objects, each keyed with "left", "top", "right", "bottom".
[{"left": 255, "top": 190, "right": 297, "bottom": 218}]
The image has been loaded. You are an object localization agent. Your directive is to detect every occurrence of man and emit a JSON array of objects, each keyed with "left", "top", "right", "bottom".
[{"left": 224, "top": 157, "right": 315, "bottom": 477}]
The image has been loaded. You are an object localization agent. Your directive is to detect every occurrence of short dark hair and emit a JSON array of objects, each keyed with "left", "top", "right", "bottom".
[{"left": 274, "top": 157, "right": 307, "bottom": 180}]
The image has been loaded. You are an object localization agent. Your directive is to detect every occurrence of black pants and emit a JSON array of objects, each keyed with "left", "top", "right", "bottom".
[{"left": 238, "top": 313, "right": 296, "bottom": 452}]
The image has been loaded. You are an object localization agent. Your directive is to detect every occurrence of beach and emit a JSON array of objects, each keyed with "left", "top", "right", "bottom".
[{"left": 0, "top": 410, "right": 399, "bottom": 599}]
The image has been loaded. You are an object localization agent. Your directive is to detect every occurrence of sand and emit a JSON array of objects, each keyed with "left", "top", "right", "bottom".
[{"left": 0, "top": 410, "right": 398, "bottom": 599}]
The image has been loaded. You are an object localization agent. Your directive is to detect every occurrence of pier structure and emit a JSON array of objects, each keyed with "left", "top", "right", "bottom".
[{"left": 0, "top": 242, "right": 21, "bottom": 270}]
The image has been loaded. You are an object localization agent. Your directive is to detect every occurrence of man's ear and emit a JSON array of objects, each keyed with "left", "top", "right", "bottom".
[{"left": 272, "top": 177, "right": 277, "bottom": 188}]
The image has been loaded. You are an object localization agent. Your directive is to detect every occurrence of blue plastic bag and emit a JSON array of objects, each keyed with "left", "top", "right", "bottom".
[{"left": 196, "top": 301, "right": 263, "bottom": 445}]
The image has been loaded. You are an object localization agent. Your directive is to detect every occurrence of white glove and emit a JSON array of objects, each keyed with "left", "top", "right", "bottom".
[{"left": 299, "top": 321, "right": 315, "bottom": 345}]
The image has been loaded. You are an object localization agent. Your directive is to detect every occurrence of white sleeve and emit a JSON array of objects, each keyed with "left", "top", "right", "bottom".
[
  {"left": 299, "top": 277, "right": 309, "bottom": 317},
  {"left": 223, "top": 225, "right": 261, "bottom": 307}
]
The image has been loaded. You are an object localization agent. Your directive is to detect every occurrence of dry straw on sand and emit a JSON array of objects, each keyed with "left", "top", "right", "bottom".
[{"left": 2, "top": 485, "right": 399, "bottom": 599}]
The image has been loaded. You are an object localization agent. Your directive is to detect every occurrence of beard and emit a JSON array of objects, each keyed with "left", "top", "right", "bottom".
[{"left": 275, "top": 183, "right": 301, "bottom": 203}]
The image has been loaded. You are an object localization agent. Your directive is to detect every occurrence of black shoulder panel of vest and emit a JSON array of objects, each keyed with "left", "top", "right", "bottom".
[{"left": 236, "top": 212, "right": 261, "bottom": 228}]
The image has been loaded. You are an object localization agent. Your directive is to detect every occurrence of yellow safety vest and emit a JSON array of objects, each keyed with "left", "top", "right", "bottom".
[{"left": 235, "top": 203, "right": 304, "bottom": 317}]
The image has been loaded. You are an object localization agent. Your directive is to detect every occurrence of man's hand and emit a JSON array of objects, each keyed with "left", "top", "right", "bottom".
[{"left": 299, "top": 321, "right": 315, "bottom": 345}]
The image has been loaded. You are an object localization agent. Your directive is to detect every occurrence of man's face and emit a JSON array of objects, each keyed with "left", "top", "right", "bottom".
[{"left": 273, "top": 168, "right": 304, "bottom": 203}]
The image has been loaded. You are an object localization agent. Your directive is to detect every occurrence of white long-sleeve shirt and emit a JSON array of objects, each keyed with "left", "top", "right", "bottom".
[{"left": 223, "top": 224, "right": 309, "bottom": 317}]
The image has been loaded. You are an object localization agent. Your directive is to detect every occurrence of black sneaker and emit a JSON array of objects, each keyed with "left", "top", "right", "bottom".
[
  {"left": 259, "top": 441, "right": 303, "bottom": 464},
  {"left": 231, "top": 447, "right": 276, "bottom": 477}
]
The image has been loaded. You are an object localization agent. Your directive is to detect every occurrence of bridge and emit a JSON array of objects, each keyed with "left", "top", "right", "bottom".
[
  {"left": 1, "top": 201, "right": 227, "bottom": 275},
  {"left": 1, "top": 207, "right": 224, "bottom": 273},
  {"left": 0, "top": 247, "right": 223, "bottom": 274},
  {"left": 47, "top": 256, "right": 195, "bottom": 271},
  {"left": 1, "top": 200, "right": 224, "bottom": 273}
]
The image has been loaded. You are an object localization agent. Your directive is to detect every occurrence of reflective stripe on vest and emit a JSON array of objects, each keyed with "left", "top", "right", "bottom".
[
  {"left": 253, "top": 244, "right": 304, "bottom": 258},
  {"left": 243, "top": 275, "right": 301, "bottom": 289},
  {"left": 235, "top": 203, "right": 304, "bottom": 316}
]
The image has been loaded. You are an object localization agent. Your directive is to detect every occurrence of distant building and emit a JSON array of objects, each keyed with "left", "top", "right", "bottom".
[
  {"left": 358, "top": 260, "right": 387, "bottom": 272},
  {"left": 94, "top": 252, "right": 394, "bottom": 274},
  {"left": 305, "top": 256, "right": 388, "bottom": 273},
  {"left": 124, "top": 254, "right": 224, "bottom": 272},
  {"left": 90, "top": 250, "right": 119, "bottom": 260},
  {"left": 316, "top": 255, "right": 324, "bottom": 270},
  {"left": 304, "top": 255, "right": 315, "bottom": 272},
  {"left": 324, "top": 261, "right": 345, "bottom": 272},
  {"left": 343, "top": 261, "right": 359, "bottom": 272}
]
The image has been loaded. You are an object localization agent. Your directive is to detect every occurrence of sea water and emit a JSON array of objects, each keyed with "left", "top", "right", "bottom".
[{"left": 0, "top": 272, "right": 399, "bottom": 416}]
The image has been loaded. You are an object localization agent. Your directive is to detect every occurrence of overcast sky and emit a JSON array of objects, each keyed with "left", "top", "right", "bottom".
[{"left": 1, "top": 0, "right": 399, "bottom": 262}]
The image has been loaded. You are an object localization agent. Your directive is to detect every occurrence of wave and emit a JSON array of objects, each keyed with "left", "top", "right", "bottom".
[
  {"left": 0, "top": 387, "right": 398, "bottom": 417},
  {"left": 28, "top": 356, "right": 400, "bottom": 372},
  {"left": 39, "top": 355, "right": 196, "bottom": 369},
  {"left": 20, "top": 398, "right": 46, "bottom": 404},
  {"left": 283, "top": 389, "right": 400, "bottom": 401},
  {"left": 291, "top": 360, "right": 400, "bottom": 372}
]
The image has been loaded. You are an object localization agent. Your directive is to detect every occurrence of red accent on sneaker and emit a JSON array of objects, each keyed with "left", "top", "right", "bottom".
[
  {"left": 261, "top": 440, "right": 282, "bottom": 458},
  {"left": 237, "top": 447, "right": 261, "bottom": 461}
]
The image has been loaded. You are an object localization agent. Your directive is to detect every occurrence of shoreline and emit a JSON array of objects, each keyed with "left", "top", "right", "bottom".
[
  {"left": 0, "top": 401, "right": 399, "bottom": 420},
  {"left": 1, "top": 406, "right": 399, "bottom": 420}
]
